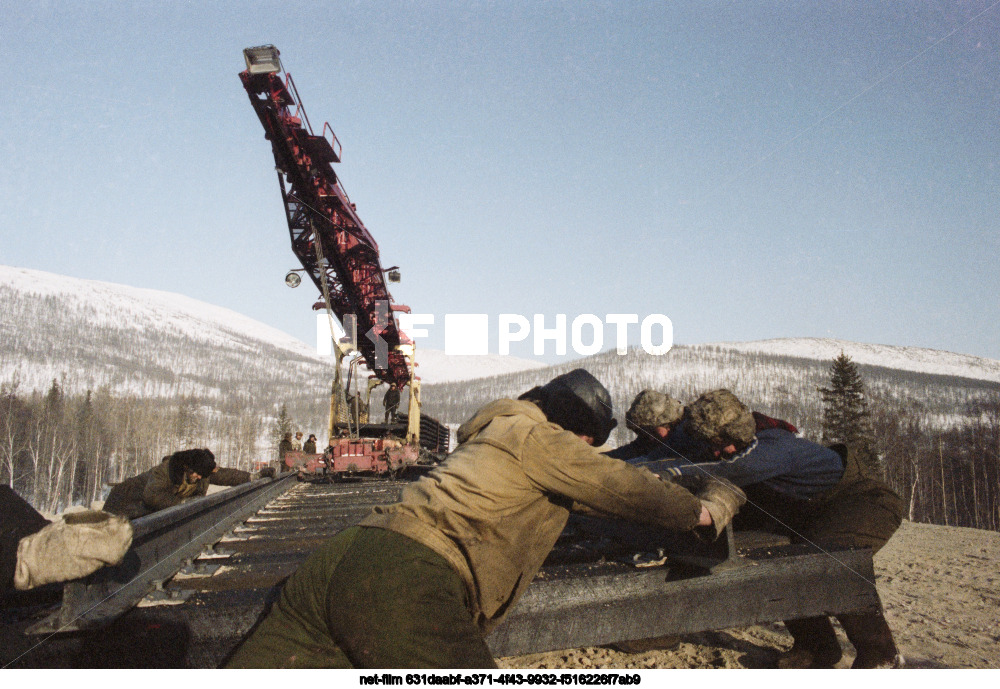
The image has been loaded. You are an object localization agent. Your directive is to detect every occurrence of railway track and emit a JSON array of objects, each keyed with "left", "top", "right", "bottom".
[
  {"left": 3, "top": 478, "right": 398, "bottom": 668},
  {"left": 1, "top": 475, "right": 882, "bottom": 668}
]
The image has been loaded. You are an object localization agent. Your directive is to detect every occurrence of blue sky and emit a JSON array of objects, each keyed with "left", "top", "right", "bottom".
[{"left": 2, "top": 1, "right": 998, "bottom": 362}]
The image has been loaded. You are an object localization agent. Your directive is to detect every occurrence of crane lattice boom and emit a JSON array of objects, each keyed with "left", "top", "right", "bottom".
[{"left": 239, "top": 46, "right": 410, "bottom": 388}]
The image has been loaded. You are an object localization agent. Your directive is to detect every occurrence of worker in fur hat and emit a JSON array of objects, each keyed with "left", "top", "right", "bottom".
[
  {"left": 104, "top": 448, "right": 219, "bottom": 518},
  {"left": 605, "top": 389, "right": 686, "bottom": 461},
  {"left": 227, "top": 369, "right": 746, "bottom": 669},
  {"left": 638, "top": 389, "right": 905, "bottom": 669}
]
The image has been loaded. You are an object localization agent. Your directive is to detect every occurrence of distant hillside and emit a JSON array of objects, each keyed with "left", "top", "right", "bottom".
[
  {"left": 3, "top": 264, "right": 995, "bottom": 438},
  {"left": 422, "top": 343, "right": 1000, "bottom": 445},
  {"left": 700, "top": 338, "right": 1000, "bottom": 383},
  {"left": 0, "top": 265, "right": 543, "bottom": 399}
]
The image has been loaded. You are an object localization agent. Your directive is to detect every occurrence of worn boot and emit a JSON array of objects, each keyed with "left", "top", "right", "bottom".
[
  {"left": 836, "top": 612, "right": 903, "bottom": 668},
  {"left": 777, "top": 616, "right": 843, "bottom": 668}
]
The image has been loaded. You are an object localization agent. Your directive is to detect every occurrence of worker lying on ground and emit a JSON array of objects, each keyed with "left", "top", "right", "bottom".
[
  {"left": 225, "top": 369, "right": 746, "bottom": 669},
  {"left": 104, "top": 448, "right": 272, "bottom": 520},
  {"left": 1, "top": 486, "right": 132, "bottom": 594},
  {"left": 631, "top": 388, "right": 905, "bottom": 669}
]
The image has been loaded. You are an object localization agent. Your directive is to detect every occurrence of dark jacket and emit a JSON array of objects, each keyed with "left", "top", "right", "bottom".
[
  {"left": 141, "top": 457, "right": 210, "bottom": 511},
  {"left": 633, "top": 424, "right": 904, "bottom": 551},
  {"left": 104, "top": 457, "right": 248, "bottom": 519},
  {"left": 643, "top": 426, "right": 844, "bottom": 500}
]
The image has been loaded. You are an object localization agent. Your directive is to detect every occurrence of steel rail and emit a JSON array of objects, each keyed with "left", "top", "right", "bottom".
[
  {"left": 487, "top": 546, "right": 880, "bottom": 657},
  {"left": 7, "top": 479, "right": 885, "bottom": 668},
  {"left": 26, "top": 473, "right": 297, "bottom": 635}
]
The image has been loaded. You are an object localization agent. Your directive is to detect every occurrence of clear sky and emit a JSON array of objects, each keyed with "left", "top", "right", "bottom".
[{"left": 2, "top": 1, "right": 998, "bottom": 362}]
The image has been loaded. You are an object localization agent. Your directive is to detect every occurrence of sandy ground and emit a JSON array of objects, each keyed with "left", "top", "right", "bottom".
[{"left": 498, "top": 521, "right": 1000, "bottom": 670}]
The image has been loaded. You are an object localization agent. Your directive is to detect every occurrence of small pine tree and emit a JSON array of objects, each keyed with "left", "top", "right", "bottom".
[
  {"left": 174, "top": 396, "right": 202, "bottom": 446},
  {"left": 44, "top": 378, "right": 64, "bottom": 421},
  {"left": 272, "top": 403, "right": 293, "bottom": 446},
  {"left": 818, "top": 352, "right": 879, "bottom": 473}
]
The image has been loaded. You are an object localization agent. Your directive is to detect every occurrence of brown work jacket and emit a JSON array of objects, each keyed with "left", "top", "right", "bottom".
[{"left": 360, "top": 399, "right": 703, "bottom": 633}]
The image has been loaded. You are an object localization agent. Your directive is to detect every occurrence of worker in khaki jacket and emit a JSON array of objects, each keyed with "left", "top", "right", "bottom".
[{"left": 227, "top": 369, "right": 745, "bottom": 669}]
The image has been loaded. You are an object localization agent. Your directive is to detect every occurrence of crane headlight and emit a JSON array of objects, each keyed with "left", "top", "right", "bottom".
[{"left": 244, "top": 45, "right": 283, "bottom": 74}]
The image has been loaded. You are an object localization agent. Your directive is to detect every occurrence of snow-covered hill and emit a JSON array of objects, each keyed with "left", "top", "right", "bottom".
[
  {"left": 0, "top": 265, "right": 544, "bottom": 395},
  {"left": 422, "top": 341, "right": 1000, "bottom": 446},
  {"left": 3, "top": 264, "right": 996, "bottom": 429},
  {"left": 698, "top": 338, "right": 1000, "bottom": 383},
  {"left": 0, "top": 264, "right": 319, "bottom": 358}
]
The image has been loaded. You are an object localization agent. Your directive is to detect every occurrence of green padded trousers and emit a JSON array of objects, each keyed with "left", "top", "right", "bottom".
[{"left": 226, "top": 526, "right": 497, "bottom": 669}]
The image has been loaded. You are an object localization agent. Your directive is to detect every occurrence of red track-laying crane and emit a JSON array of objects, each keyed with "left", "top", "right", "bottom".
[
  {"left": 239, "top": 45, "right": 411, "bottom": 389},
  {"left": 239, "top": 45, "right": 448, "bottom": 471}
]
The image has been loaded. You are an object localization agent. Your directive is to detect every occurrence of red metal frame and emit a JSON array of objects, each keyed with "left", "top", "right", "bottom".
[
  {"left": 240, "top": 61, "right": 411, "bottom": 388},
  {"left": 283, "top": 440, "right": 419, "bottom": 476}
]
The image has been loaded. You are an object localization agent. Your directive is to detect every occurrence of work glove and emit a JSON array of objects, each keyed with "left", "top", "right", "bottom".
[
  {"left": 696, "top": 478, "right": 746, "bottom": 540},
  {"left": 256, "top": 467, "right": 277, "bottom": 479},
  {"left": 14, "top": 510, "right": 133, "bottom": 590}
]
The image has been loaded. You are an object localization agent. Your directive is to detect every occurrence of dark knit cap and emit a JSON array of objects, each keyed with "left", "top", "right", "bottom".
[{"left": 519, "top": 368, "right": 618, "bottom": 446}]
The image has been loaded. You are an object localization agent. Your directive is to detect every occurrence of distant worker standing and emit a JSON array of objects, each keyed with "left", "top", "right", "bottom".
[
  {"left": 291, "top": 431, "right": 304, "bottom": 451},
  {"left": 382, "top": 383, "right": 400, "bottom": 424},
  {"left": 640, "top": 389, "right": 905, "bottom": 669},
  {"left": 226, "top": 369, "right": 745, "bottom": 668},
  {"left": 277, "top": 432, "right": 294, "bottom": 472},
  {"left": 303, "top": 434, "right": 317, "bottom": 454}
]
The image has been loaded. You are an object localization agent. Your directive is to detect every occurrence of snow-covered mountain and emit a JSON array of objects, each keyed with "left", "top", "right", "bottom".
[
  {"left": 0, "top": 265, "right": 544, "bottom": 396},
  {"left": 3, "top": 264, "right": 996, "bottom": 434},
  {"left": 698, "top": 338, "right": 1000, "bottom": 384},
  {"left": 422, "top": 341, "right": 1000, "bottom": 445}
]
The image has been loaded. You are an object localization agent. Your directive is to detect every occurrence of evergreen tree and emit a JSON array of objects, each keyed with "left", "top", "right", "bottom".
[
  {"left": 818, "top": 352, "right": 879, "bottom": 473},
  {"left": 44, "top": 378, "right": 64, "bottom": 421},
  {"left": 272, "top": 403, "right": 293, "bottom": 446},
  {"left": 73, "top": 390, "right": 95, "bottom": 503},
  {"left": 175, "top": 396, "right": 202, "bottom": 446}
]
